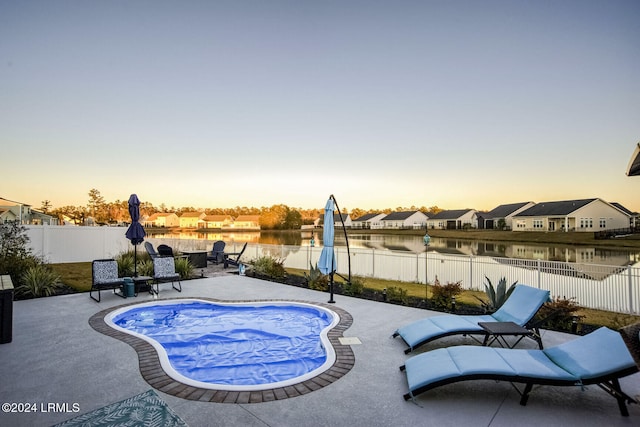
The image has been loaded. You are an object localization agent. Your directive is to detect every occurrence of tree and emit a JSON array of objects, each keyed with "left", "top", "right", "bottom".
[
  {"left": 40, "top": 200, "right": 52, "bottom": 214},
  {"left": 87, "top": 188, "right": 107, "bottom": 223},
  {"left": 0, "top": 221, "right": 40, "bottom": 288},
  {"left": 284, "top": 209, "right": 302, "bottom": 229},
  {"left": 260, "top": 204, "right": 291, "bottom": 229}
]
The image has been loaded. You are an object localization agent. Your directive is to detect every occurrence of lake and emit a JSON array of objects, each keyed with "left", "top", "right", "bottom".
[{"left": 147, "top": 229, "right": 640, "bottom": 267}]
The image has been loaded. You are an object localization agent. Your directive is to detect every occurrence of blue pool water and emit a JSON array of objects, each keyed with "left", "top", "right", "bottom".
[{"left": 107, "top": 300, "right": 338, "bottom": 390}]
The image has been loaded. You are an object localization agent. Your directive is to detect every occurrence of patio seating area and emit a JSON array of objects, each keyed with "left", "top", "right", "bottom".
[{"left": 1, "top": 274, "right": 639, "bottom": 426}]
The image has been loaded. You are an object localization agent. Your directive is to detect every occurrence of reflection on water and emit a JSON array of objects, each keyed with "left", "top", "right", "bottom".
[{"left": 147, "top": 230, "right": 640, "bottom": 267}]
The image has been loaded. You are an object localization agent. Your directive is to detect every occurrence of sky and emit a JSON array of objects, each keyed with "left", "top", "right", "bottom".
[{"left": 1, "top": 0, "right": 639, "bottom": 213}]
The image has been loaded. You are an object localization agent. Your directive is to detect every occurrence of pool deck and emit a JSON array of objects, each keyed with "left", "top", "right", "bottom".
[{"left": 1, "top": 273, "right": 639, "bottom": 427}]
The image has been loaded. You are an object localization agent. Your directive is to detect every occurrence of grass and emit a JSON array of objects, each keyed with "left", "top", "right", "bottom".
[
  {"left": 50, "top": 262, "right": 640, "bottom": 329},
  {"left": 50, "top": 262, "right": 92, "bottom": 292},
  {"left": 286, "top": 267, "right": 640, "bottom": 329}
]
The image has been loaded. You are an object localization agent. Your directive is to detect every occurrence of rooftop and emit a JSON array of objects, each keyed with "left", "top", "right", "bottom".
[{"left": 1, "top": 274, "right": 639, "bottom": 426}]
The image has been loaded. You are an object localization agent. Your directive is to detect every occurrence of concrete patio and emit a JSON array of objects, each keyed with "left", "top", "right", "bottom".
[{"left": 1, "top": 273, "right": 639, "bottom": 427}]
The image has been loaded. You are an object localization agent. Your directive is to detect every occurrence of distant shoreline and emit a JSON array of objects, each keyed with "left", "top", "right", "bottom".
[
  {"left": 349, "top": 228, "right": 640, "bottom": 250},
  {"left": 146, "top": 227, "right": 640, "bottom": 250}
]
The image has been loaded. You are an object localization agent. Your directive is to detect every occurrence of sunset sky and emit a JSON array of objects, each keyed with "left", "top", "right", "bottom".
[{"left": 2, "top": 1, "right": 639, "bottom": 212}]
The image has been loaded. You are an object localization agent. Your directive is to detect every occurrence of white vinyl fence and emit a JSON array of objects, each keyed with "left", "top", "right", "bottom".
[{"left": 23, "top": 226, "right": 640, "bottom": 314}]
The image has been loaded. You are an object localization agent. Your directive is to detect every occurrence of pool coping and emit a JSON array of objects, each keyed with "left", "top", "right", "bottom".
[{"left": 89, "top": 297, "right": 355, "bottom": 403}]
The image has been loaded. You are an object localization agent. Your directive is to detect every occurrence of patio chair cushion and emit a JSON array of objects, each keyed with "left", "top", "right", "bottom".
[
  {"left": 544, "top": 327, "right": 636, "bottom": 379},
  {"left": 490, "top": 285, "right": 551, "bottom": 325},
  {"left": 394, "top": 284, "right": 550, "bottom": 353},
  {"left": 402, "top": 327, "right": 638, "bottom": 415}
]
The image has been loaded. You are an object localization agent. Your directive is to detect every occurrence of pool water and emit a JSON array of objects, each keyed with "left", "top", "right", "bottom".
[{"left": 106, "top": 300, "right": 338, "bottom": 391}]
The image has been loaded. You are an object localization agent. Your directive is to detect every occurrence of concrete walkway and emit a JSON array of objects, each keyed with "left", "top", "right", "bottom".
[{"left": 1, "top": 274, "right": 639, "bottom": 427}]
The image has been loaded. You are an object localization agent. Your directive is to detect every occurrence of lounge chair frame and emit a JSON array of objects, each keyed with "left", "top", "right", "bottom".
[
  {"left": 393, "top": 284, "right": 550, "bottom": 353},
  {"left": 400, "top": 327, "right": 640, "bottom": 416}
]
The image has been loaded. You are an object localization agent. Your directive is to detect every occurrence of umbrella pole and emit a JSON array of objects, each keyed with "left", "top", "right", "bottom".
[
  {"left": 328, "top": 271, "right": 335, "bottom": 304},
  {"left": 134, "top": 244, "right": 138, "bottom": 277},
  {"left": 330, "top": 194, "right": 351, "bottom": 284}
]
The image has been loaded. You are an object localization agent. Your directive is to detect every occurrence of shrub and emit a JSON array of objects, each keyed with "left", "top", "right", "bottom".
[
  {"left": 431, "top": 277, "right": 462, "bottom": 310},
  {"left": 115, "top": 252, "right": 135, "bottom": 277},
  {"left": 305, "top": 262, "right": 329, "bottom": 291},
  {"left": 137, "top": 259, "right": 154, "bottom": 277},
  {"left": 0, "top": 221, "right": 41, "bottom": 289},
  {"left": 16, "top": 264, "right": 63, "bottom": 298},
  {"left": 174, "top": 257, "right": 194, "bottom": 279},
  {"left": 475, "top": 276, "right": 517, "bottom": 312},
  {"left": 534, "top": 296, "right": 584, "bottom": 332},
  {"left": 344, "top": 276, "right": 365, "bottom": 296},
  {"left": 250, "top": 255, "right": 286, "bottom": 279},
  {"left": 386, "top": 286, "right": 408, "bottom": 305}
]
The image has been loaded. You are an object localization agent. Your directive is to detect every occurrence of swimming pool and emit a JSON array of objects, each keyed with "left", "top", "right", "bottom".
[{"left": 105, "top": 299, "right": 339, "bottom": 391}]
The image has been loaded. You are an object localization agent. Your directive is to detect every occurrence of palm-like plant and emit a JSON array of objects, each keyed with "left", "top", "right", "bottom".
[
  {"left": 16, "top": 264, "right": 63, "bottom": 298},
  {"left": 476, "top": 276, "right": 518, "bottom": 312},
  {"left": 304, "top": 262, "right": 328, "bottom": 291}
]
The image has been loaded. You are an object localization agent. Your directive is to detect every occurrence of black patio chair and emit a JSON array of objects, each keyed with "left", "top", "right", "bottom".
[
  {"left": 157, "top": 244, "right": 175, "bottom": 257},
  {"left": 207, "top": 240, "right": 226, "bottom": 264},
  {"left": 224, "top": 242, "right": 248, "bottom": 268},
  {"left": 145, "top": 242, "right": 160, "bottom": 259}
]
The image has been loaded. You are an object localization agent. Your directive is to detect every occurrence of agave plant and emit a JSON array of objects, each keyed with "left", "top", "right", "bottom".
[
  {"left": 476, "top": 276, "right": 517, "bottom": 312},
  {"left": 304, "top": 262, "right": 328, "bottom": 291}
]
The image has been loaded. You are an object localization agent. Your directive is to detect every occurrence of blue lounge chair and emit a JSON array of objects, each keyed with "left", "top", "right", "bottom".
[
  {"left": 393, "top": 284, "right": 550, "bottom": 353},
  {"left": 400, "top": 327, "right": 639, "bottom": 416}
]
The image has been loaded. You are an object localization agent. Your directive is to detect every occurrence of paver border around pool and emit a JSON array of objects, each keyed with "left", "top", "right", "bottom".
[{"left": 89, "top": 297, "right": 355, "bottom": 403}]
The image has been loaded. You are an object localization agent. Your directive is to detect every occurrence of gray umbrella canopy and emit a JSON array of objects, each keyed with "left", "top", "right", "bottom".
[
  {"left": 318, "top": 198, "right": 336, "bottom": 275},
  {"left": 627, "top": 143, "right": 640, "bottom": 177},
  {"left": 125, "top": 194, "right": 146, "bottom": 276}
]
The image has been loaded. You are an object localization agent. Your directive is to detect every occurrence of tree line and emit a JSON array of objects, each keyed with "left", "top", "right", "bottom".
[{"left": 40, "top": 189, "right": 442, "bottom": 230}]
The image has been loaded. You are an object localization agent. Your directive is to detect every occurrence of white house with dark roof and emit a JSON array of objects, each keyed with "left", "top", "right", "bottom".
[
  {"left": 351, "top": 213, "right": 386, "bottom": 229},
  {"left": 512, "top": 198, "right": 630, "bottom": 232},
  {"left": 321, "top": 213, "right": 352, "bottom": 228},
  {"left": 610, "top": 202, "right": 638, "bottom": 229},
  {"left": 379, "top": 211, "right": 427, "bottom": 229},
  {"left": 0, "top": 198, "right": 58, "bottom": 225},
  {"left": 482, "top": 202, "right": 536, "bottom": 230},
  {"left": 426, "top": 209, "right": 477, "bottom": 229}
]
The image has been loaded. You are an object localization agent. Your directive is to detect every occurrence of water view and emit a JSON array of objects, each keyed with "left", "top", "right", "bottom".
[{"left": 147, "top": 230, "right": 640, "bottom": 267}]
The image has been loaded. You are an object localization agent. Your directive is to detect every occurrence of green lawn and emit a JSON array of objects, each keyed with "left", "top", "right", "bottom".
[{"left": 51, "top": 262, "right": 640, "bottom": 330}]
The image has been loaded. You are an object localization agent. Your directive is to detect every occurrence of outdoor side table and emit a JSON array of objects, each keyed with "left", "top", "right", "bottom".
[
  {"left": 133, "top": 276, "right": 153, "bottom": 296},
  {"left": 182, "top": 250, "right": 207, "bottom": 268},
  {"left": 478, "top": 321, "right": 543, "bottom": 349},
  {"left": 0, "top": 275, "right": 14, "bottom": 344}
]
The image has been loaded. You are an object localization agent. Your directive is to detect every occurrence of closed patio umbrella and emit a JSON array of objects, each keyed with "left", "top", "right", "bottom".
[
  {"left": 318, "top": 197, "right": 337, "bottom": 303},
  {"left": 125, "top": 194, "right": 146, "bottom": 277}
]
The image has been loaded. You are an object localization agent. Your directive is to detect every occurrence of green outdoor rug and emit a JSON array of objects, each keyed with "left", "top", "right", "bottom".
[{"left": 52, "top": 390, "right": 188, "bottom": 427}]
